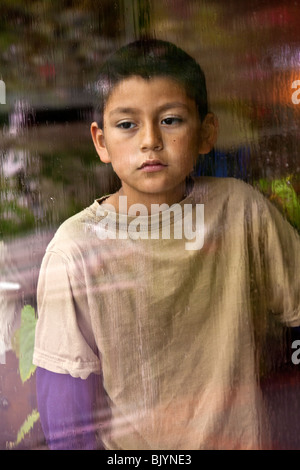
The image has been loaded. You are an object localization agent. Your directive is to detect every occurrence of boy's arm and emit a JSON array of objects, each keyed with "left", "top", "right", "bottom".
[
  {"left": 36, "top": 367, "right": 104, "bottom": 450},
  {"left": 254, "top": 192, "right": 300, "bottom": 324},
  {"left": 33, "top": 249, "right": 105, "bottom": 448}
]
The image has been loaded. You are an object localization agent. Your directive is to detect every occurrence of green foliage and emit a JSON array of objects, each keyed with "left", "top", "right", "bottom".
[
  {"left": 257, "top": 176, "right": 300, "bottom": 233},
  {"left": 0, "top": 200, "right": 36, "bottom": 238},
  {"left": 12, "top": 304, "right": 37, "bottom": 383},
  {"left": 8, "top": 409, "right": 40, "bottom": 449},
  {"left": 10, "top": 305, "right": 40, "bottom": 449},
  {"left": 271, "top": 179, "right": 300, "bottom": 231}
]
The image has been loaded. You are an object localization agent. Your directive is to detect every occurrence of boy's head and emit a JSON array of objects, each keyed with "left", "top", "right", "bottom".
[
  {"left": 90, "top": 38, "right": 218, "bottom": 209},
  {"left": 93, "top": 38, "right": 209, "bottom": 128}
]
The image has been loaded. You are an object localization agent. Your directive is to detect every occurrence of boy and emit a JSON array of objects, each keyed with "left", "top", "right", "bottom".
[{"left": 33, "top": 39, "right": 300, "bottom": 450}]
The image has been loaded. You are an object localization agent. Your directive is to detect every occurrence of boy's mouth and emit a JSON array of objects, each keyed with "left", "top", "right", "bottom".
[{"left": 138, "top": 159, "right": 168, "bottom": 172}]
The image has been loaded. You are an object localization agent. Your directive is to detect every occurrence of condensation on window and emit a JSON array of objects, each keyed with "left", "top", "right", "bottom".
[{"left": 0, "top": 0, "right": 300, "bottom": 450}]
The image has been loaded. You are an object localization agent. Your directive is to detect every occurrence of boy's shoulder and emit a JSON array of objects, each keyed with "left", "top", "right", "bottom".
[
  {"left": 192, "top": 176, "right": 278, "bottom": 226},
  {"left": 46, "top": 199, "right": 101, "bottom": 256},
  {"left": 192, "top": 176, "right": 300, "bottom": 237},
  {"left": 192, "top": 176, "right": 263, "bottom": 204}
]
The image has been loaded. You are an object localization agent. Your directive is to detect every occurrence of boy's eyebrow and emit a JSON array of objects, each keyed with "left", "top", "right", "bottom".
[
  {"left": 108, "top": 107, "right": 139, "bottom": 117},
  {"left": 108, "top": 102, "right": 191, "bottom": 117},
  {"left": 158, "top": 102, "right": 191, "bottom": 112}
]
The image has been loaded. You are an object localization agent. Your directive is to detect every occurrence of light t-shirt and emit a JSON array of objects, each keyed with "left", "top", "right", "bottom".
[{"left": 33, "top": 177, "right": 300, "bottom": 450}]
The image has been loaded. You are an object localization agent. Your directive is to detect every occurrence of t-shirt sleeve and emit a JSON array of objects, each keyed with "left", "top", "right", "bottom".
[
  {"left": 33, "top": 250, "right": 101, "bottom": 379},
  {"left": 254, "top": 193, "right": 300, "bottom": 326},
  {"left": 36, "top": 367, "right": 100, "bottom": 450}
]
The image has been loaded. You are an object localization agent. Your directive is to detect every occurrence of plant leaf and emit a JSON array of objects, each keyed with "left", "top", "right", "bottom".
[
  {"left": 8, "top": 409, "right": 40, "bottom": 449},
  {"left": 18, "top": 305, "right": 37, "bottom": 383}
]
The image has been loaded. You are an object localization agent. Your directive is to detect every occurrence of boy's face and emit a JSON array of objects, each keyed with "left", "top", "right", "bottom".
[{"left": 91, "top": 76, "right": 217, "bottom": 209}]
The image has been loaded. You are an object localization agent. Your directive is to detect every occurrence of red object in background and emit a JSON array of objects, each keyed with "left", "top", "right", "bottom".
[
  {"left": 253, "top": 5, "right": 292, "bottom": 28},
  {"left": 38, "top": 63, "right": 56, "bottom": 80}
]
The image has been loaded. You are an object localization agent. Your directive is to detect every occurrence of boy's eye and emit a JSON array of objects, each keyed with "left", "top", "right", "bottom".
[
  {"left": 117, "top": 121, "right": 136, "bottom": 130},
  {"left": 161, "top": 117, "right": 182, "bottom": 125}
]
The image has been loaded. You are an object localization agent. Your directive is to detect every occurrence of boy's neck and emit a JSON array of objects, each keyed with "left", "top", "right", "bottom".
[{"left": 106, "top": 181, "right": 189, "bottom": 215}]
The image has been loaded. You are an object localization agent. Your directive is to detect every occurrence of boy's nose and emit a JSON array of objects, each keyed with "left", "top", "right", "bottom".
[{"left": 140, "top": 122, "right": 163, "bottom": 152}]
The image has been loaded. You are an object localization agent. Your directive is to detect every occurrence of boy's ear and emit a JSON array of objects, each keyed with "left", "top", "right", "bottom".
[
  {"left": 198, "top": 113, "right": 219, "bottom": 154},
  {"left": 90, "top": 122, "right": 111, "bottom": 164}
]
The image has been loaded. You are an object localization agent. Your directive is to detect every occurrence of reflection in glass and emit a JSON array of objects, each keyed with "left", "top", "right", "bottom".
[{"left": 0, "top": 0, "right": 300, "bottom": 450}]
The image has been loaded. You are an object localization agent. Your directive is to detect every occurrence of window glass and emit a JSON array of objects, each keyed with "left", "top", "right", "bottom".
[{"left": 1, "top": 0, "right": 300, "bottom": 450}]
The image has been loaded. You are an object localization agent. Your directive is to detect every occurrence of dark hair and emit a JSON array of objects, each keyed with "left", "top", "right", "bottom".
[{"left": 92, "top": 39, "right": 208, "bottom": 128}]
